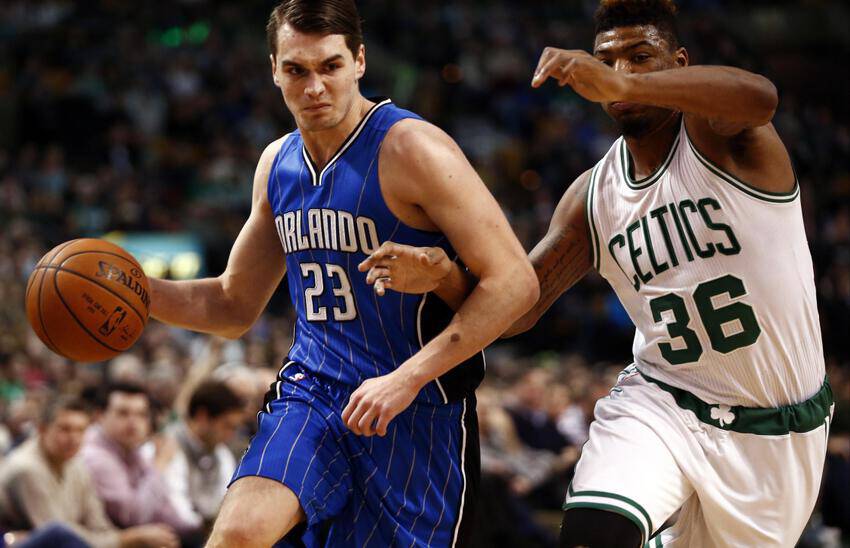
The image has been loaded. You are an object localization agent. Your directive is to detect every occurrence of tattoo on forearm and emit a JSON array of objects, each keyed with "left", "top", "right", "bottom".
[{"left": 536, "top": 223, "right": 591, "bottom": 307}]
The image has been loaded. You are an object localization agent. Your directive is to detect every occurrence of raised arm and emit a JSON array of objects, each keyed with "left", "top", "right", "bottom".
[
  {"left": 532, "top": 48, "right": 777, "bottom": 133},
  {"left": 342, "top": 119, "right": 539, "bottom": 436},
  {"left": 149, "top": 138, "right": 287, "bottom": 339},
  {"left": 532, "top": 47, "right": 793, "bottom": 193}
]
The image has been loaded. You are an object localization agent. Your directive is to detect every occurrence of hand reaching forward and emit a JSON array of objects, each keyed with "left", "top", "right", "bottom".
[
  {"left": 531, "top": 47, "right": 630, "bottom": 103},
  {"left": 358, "top": 242, "right": 452, "bottom": 296}
]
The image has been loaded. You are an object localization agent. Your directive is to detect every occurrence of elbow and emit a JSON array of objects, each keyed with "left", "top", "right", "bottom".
[
  {"left": 219, "top": 310, "right": 257, "bottom": 339},
  {"left": 502, "top": 316, "right": 534, "bottom": 339},
  {"left": 515, "top": 262, "right": 540, "bottom": 314},
  {"left": 750, "top": 75, "right": 779, "bottom": 126}
]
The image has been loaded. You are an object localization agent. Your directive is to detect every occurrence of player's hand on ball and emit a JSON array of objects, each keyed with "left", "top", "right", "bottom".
[
  {"left": 531, "top": 47, "right": 630, "bottom": 104},
  {"left": 342, "top": 371, "right": 419, "bottom": 436},
  {"left": 358, "top": 242, "right": 451, "bottom": 296}
]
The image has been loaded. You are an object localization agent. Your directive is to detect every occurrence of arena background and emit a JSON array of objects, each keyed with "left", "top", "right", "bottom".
[{"left": 1, "top": 1, "right": 848, "bottom": 546}]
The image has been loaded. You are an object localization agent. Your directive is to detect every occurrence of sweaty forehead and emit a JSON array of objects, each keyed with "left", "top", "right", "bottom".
[
  {"left": 275, "top": 23, "right": 351, "bottom": 64},
  {"left": 594, "top": 25, "right": 667, "bottom": 54}
]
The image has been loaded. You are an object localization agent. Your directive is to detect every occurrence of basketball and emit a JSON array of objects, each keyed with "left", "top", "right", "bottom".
[{"left": 25, "top": 239, "right": 151, "bottom": 363}]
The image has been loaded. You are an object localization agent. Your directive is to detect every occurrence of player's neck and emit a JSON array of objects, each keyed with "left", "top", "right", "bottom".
[
  {"left": 623, "top": 112, "right": 681, "bottom": 180},
  {"left": 301, "top": 95, "right": 374, "bottom": 170}
]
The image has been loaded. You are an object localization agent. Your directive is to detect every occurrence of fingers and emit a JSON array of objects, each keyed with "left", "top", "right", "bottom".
[
  {"left": 533, "top": 55, "right": 568, "bottom": 88},
  {"left": 532, "top": 47, "right": 564, "bottom": 87},
  {"left": 366, "top": 266, "right": 391, "bottom": 285},
  {"left": 532, "top": 49, "right": 587, "bottom": 88},
  {"left": 421, "top": 248, "right": 444, "bottom": 266},
  {"left": 342, "top": 391, "right": 384, "bottom": 436},
  {"left": 374, "top": 413, "right": 391, "bottom": 437},
  {"left": 341, "top": 393, "right": 362, "bottom": 434},
  {"left": 365, "top": 265, "right": 393, "bottom": 296},
  {"left": 374, "top": 277, "right": 386, "bottom": 296},
  {"left": 356, "top": 405, "right": 380, "bottom": 436},
  {"left": 532, "top": 46, "right": 556, "bottom": 83},
  {"left": 358, "top": 241, "right": 401, "bottom": 272}
]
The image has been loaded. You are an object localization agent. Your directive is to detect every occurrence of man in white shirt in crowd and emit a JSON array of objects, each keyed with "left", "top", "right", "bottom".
[{"left": 158, "top": 380, "right": 243, "bottom": 537}]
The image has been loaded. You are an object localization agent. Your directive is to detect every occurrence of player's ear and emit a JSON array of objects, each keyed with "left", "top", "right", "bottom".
[
  {"left": 354, "top": 44, "right": 366, "bottom": 80},
  {"left": 270, "top": 53, "right": 280, "bottom": 86},
  {"left": 675, "top": 47, "right": 689, "bottom": 68}
]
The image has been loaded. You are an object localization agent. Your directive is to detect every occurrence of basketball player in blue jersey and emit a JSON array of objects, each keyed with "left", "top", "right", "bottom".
[{"left": 146, "top": 1, "right": 537, "bottom": 547}]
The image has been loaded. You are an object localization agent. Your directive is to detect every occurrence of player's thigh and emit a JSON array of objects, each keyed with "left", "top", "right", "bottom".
[
  {"left": 694, "top": 423, "right": 829, "bottom": 547},
  {"left": 564, "top": 389, "right": 693, "bottom": 545},
  {"left": 207, "top": 476, "right": 305, "bottom": 548},
  {"left": 328, "top": 398, "right": 477, "bottom": 547}
]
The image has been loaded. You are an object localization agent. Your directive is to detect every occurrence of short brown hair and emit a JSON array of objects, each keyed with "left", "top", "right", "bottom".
[
  {"left": 188, "top": 380, "right": 244, "bottom": 419},
  {"left": 594, "top": 0, "right": 680, "bottom": 50},
  {"left": 40, "top": 395, "right": 90, "bottom": 426},
  {"left": 266, "top": 0, "right": 363, "bottom": 58}
]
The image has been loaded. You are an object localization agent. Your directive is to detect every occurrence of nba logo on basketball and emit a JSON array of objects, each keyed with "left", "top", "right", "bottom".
[{"left": 99, "top": 306, "right": 127, "bottom": 337}]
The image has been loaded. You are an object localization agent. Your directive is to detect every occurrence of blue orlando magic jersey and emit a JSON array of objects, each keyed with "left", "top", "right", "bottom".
[{"left": 267, "top": 98, "right": 484, "bottom": 405}]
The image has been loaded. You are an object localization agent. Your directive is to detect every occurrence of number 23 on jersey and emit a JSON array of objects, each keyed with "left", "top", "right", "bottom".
[{"left": 300, "top": 262, "right": 357, "bottom": 322}]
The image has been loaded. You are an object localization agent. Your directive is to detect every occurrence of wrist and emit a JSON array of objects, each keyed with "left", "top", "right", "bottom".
[
  {"left": 395, "top": 361, "right": 430, "bottom": 393},
  {"left": 620, "top": 73, "right": 642, "bottom": 103},
  {"left": 434, "top": 259, "right": 455, "bottom": 287}
]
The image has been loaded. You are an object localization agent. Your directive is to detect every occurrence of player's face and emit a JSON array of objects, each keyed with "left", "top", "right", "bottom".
[
  {"left": 40, "top": 410, "right": 89, "bottom": 463},
  {"left": 270, "top": 24, "right": 365, "bottom": 133},
  {"left": 101, "top": 392, "right": 151, "bottom": 451},
  {"left": 203, "top": 410, "right": 243, "bottom": 447},
  {"left": 593, "top": 25, "right": 688, "bottom": 138}
]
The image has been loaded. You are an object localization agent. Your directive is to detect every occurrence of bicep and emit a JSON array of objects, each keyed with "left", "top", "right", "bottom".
[
  {"left": 219, "top": 141, "right": 287, "bottom": 314},
  {"left": 389, "top": 125, "right": 528, "bottom": 278}
]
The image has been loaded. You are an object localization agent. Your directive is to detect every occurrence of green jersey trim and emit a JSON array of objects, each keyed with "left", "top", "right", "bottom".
[
  {"left": 586, "top": 164, "right": 602, "bottom": 270},
  {"left": 683, "top": 124, "right": 800, "bottom": 203},
  {"left": 640, "top": 371, "right": 832, "bottom": 435},
  {"left": 619, "top": 127, "right": 680, "bottom": 190},
  {"left": 566, "top": 483, "right": 652, "bottom": 543}
]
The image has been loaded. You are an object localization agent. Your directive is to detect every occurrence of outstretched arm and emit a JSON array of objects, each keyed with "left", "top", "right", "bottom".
[
  {"left": 342, "top": 119, "right": 539, "bottom": 436},
  {"left": 360, "top": 168, "right": 594, "bottom": 337},
  {"left": 531, "top": 47, "right": 793, "bottom": 193},
  {"left": 149, "top": 138, "right": 287, "bottom": 339},
  {"left": 531, "top": 48, "right": 777, "bottom": 132}
]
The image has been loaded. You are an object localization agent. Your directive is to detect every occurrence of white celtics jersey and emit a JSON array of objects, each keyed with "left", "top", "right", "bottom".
[{"left": 587, "top": 118, "right": 824, "bottom": 407}]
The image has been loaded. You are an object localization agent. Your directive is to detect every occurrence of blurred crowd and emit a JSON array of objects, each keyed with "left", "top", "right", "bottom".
[{"left": 0, "top": 0, "right": 848, "bottom": 546}]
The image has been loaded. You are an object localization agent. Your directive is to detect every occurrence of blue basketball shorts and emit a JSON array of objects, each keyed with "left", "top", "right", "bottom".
[{"left": 230, "top": 361, "right": 479, "bottom": 547}]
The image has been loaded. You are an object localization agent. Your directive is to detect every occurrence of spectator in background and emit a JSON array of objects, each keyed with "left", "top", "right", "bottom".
[
  {"left": 158, "top": 380, "right": 243, "bottom": 538},
  {"left": 508, "top": 369, "right": 571, "bottom": 453},
  {"left": 80, "top": 383, "right": 192, "bottom": 540},
  {"left": 0, "top": 395, "right": 178, "bottom": 547}
]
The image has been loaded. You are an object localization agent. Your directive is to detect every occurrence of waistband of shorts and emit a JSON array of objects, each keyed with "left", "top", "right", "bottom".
[
  {"left": 638, "top": 371, "right": 833, "bottom": 435},
  {"left": 275, "top": 358, "right": 472, "bottom": 416}
]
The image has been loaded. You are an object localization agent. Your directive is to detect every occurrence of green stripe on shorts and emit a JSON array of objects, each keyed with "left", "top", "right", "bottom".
[
  {"left": 565, "top": 485, "right": 652, "bottom": 544},
  {"left": 640, "top": 371, "right": 833, "bottom": 435}
]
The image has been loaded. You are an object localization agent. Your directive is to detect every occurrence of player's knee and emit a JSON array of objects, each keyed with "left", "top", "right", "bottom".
[{"left": 559, "top": 507, "right": 642, "bottom": 548}]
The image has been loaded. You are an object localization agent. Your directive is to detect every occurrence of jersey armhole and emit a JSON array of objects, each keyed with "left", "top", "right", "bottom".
[
  {"left": 586, "top": 164, "right": 602, "bottom": 271},
  {"left": 682, "top": 123, "right": 800, "bottom": 204},
  {"left": 265, "top": 133, "right": 294, "bottom": 209}
]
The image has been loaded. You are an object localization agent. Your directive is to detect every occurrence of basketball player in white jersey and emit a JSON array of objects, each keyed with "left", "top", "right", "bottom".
[{"left": 358, "top": 1, "right": 831, "bottom": 546}]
